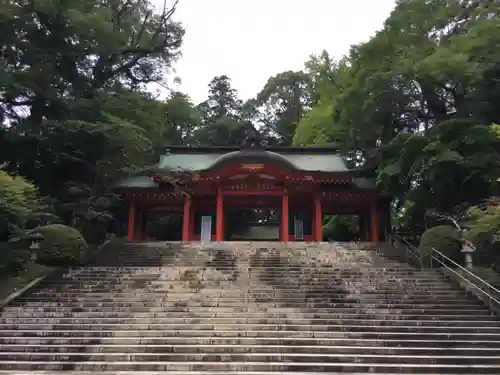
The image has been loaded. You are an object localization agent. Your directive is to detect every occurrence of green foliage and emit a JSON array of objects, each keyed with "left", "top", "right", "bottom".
[
  {"left": 0, "top": 167, "right": 53, "bottom": 277},
  {"left": 0, "top": 0, "right": 185, "bottom": 246},
  {"left": 290, "top": 1, "right": 500, "bottom": 257},
  {"left": 0, "top": 167, "right": 50, "bottom": 240},
  {"left": 31, "top": 224, "right": 88, "bottom": 266},
  {"left": 466, "top": 199, "right": 500, "bottom": 246},
  {"left": 192, "top": 76, "right": 256, "bottom": 146},
  {"left": 418, "top": 225, "right": 462, "bottom": 266},
  {"left": 464, "top": 199, "right": 500, "bottom": 265},
  {"left": 256, "top": 71, "right": 313, "bottom": 145},
  {"left": 0, "top": 241, "right": 31, "bottom": 277},
  {"left": 323, "top": 216, "right": 359, "bottom": 241},
  {"left": 2, "top": 0, "right": 500, "bottom": 270}
]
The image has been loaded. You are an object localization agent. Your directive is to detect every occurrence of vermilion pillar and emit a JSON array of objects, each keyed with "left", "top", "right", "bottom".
[
  {"left": 127, "top": 202, "right": 136, "bottom": 241},
  {"left": 216, "top": 188, "right": 224, "bottom": 241},
  {"left": 281, "top": 193, "right": 289, "bottom": 242},
  {"left": 314, "top": 195, "right": 322, "bottom": 242},
  {"left": 371, "top": 203, "right": 379, "bottom": 243},
  {"left": 182, "top": 195, "right": 191, "bottom": 242},
  {"left": 190, "top": 207, "right": 195, "bottom": 239}
]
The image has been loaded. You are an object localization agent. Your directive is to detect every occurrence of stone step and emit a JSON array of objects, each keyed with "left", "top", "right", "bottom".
[
  {"left": 40, "top": 269, "right": 435, "bottom": 274},
  {"left": 93, "top": 258, "right": 394, "bottom": 262},
  {"left": 21, "top": 296, "right": 472, "bottom": 303},
  {"left": 1, "top": 323, "right": 498, "bottom": 333},
  {"left": 1, "top": 360, "right": 499, "bottom": 373},
  {"left": 2, "top": 241, "right": 499, "bottom": 374},
  {"left": 23, "top": 273, "right": 452, "bottom": 280},
  {"left": 28, "top": 289, "right": 467, "bottom": 296},
  {"left": 2, "top": 343, "right": 499, "bottom": 355},
  {"left": 12, "top": 298, "right": 478, "bottom": 305},
  {"left": 62, "top": 268, "right": 434, "bottom": 273},
  {"left": 58, "top": 267, "right": 438, "bottom": 272},
  {"left": 3, "top": 317, "right": 498, "bottom": 326},
  {"left": 34, "top": 277, "right": 455, "bottom": 283},
  {"left": 5, "top": 305, "right": 485, "bottom": 314},
  {"left": 2, "top": 351, "right": 500, "bottom": 364},
  {"left": 0, "top": 372, "right": 494, "bottom": 375},
  {"left": 7, "top": 296, "right": 483, "bottom": 304},
  {"left": 3, "top": 302, "right": 484, "bottom": 310},
  {"left": 39, "top": 283, "right": 453, "bottom": 291},
  {"left": 93, "top": 260, "right": 402, "bottom": 264},
  {"left": 95, "top": 263, "right": 415, "bottom": 268},
  {"left": 110, "top": 251, "right": 381, "bottom": 255},
  {"left": 2, "top": 329, "right": 500, "bottom": 339},
  {"left": 24, "top": 290, "right": 468, "bottom": 297},
  {"left": 30, "top": 287, "right": 461, "bottom": 294},
  {"left": 3, "top": 311, "right": 492, "bottom": 320},
  {"left": 31, "top": 283, "right": 463, "bottom": 290},
  {"left": 3, "top": 336, "right": 500, "bottom": 348},
  {"left": 23, "top": 291, "right": 471, "bottom": 298},
  {"left": 2, "top": 308, "right": 488, "bottom": 316},
  {"left": 36, "top": 273, "right": 451, "bottom": 279},
  {"left": 91, "top": 256, "right": 382, "bottom": 260},
  {"left": 2, "top": 308, "right": 491, "bottom": 317}
]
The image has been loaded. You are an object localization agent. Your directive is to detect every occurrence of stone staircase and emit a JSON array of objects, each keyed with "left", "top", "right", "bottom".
[{"left": 1, "top": 241, "right": 500, "bottom": 374}]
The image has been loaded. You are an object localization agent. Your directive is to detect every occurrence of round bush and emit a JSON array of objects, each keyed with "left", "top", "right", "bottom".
[
  {"left": 418, "top": 225, "right": 462, "bottom": 267},
  {"left": 31, "top": 224, "right": 88, "bottom": 266}
]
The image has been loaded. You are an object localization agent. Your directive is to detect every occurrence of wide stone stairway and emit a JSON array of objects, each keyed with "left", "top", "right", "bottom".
[{"left": 1, "top": 241, "right": 500, "bottom": 374}]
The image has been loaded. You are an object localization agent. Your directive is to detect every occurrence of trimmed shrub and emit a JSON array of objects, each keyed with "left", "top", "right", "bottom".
[
  {"left": 418, "top": 225, "right": 462, "bottom": 267},
  {"left": 30, "top": 224, "right": 88, "bottom": 266}
]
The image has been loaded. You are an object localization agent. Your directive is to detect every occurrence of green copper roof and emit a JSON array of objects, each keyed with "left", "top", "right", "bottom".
[
  {"left": 116, "top": 147, "right": 376, "bottom": 190},
  {"left": 158, "top": 153, "right": 221, "bottom": 171},
  {"left": 158, "top": 150, "right": 350, "bottom": 173},
  {"left": 116, "top": 176, "right": 156, "bottom": 189}
]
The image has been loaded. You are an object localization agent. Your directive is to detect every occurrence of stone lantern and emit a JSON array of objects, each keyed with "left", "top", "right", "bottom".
[
  {"left": 461, "top": 236, "right": 476, "bottom": 270},
  {"left": 27, "top": 232, "right": 44, "bottom": 259}
]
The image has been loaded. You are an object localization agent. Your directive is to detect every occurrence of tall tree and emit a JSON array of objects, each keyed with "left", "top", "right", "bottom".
[
  {"left": 194, "top": 76, "right": 255, "bottom": 146},
  {"left": 256, "top": 71, "right": 312, "bottom": 145},
  {"left": 162, "top": 92, "right": 200, "bottom": 147},
  {"left": 0, "top": 0, "right": 184, "bottom": 126},
  {"left": 0, "top": 0, "right": 185, "bottom": 240},
  {"left": 292, "top": 0, "right": 500, "bottom": 230},
  {"left": 293, "top": 52, "right": 351, "bottom": 146}
]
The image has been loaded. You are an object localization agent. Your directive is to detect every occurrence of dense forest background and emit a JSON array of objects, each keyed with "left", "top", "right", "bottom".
[{"left": 2, "top": 0, "right": 500, "bottom": 268}]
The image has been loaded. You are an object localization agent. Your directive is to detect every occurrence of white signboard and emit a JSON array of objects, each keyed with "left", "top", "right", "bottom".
[{"left": 201, "top": 215, "right": 212, "bottom": 243}]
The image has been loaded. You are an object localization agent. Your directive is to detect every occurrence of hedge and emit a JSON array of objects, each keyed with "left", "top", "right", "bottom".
[
  {"left": 418, "top": 225, "right": 463, "bottom": 267},
  {"left": 29, "top": 224, "right": 88, "bottom": 266}
]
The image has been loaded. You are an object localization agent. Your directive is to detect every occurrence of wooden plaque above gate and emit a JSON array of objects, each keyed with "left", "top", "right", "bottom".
[{"left": 240, "top": 163, "right": 264, "bottom": 172}]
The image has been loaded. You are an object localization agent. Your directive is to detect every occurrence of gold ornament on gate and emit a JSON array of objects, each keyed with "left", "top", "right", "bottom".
[{"left": 240, "top": 163, "right": 264, "bottom": 172}]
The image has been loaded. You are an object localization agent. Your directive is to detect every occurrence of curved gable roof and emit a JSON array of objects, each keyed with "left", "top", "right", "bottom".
[
  {"left": 115, "top": 175, "right": 157, "bottom": 189},
  {"left": 116, "top": 147, "right": 371, "bottom": 190},
  {"left": 158, "top": 150, "right": 350, "bottom": 173}
]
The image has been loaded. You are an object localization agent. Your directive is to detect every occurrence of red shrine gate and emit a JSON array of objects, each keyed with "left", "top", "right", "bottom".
[{"left": 117, "top": 147, "right": 389, "bottom": 243}]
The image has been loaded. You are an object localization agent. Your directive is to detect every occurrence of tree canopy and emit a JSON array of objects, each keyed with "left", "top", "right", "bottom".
[{"left": 1, "top": 0, "right": 500, "bottom": 263}]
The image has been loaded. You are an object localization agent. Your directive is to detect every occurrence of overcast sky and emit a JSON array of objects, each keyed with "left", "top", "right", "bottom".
[{"left": 153, "top": 0, "right": 396, "bottom": 104}]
